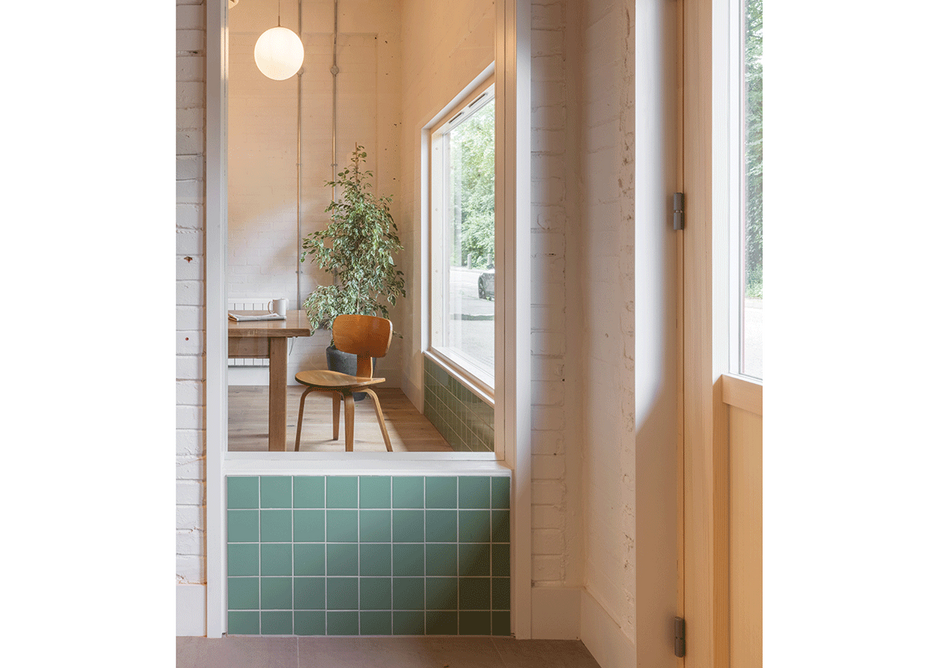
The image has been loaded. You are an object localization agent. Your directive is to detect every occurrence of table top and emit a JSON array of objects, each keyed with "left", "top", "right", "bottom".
[{"left": 227, "top": 310, "right": 313, "bottom": 338}]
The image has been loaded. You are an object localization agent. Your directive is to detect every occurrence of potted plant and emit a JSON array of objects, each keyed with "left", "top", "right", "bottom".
[{"left": 301, "top": 145, "right": 406, "bottom": 396}]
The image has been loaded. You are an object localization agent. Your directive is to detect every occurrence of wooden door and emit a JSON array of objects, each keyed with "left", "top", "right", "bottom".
[{"left": 681, "top": 1, "right": 763, "bottom": 665}]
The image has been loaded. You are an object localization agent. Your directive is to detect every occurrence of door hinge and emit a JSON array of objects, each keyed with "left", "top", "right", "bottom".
[
  {"left": 672, "top": 192, "right": 685, "bottom": 231},
  {"left": 674, "top": 617, "right": 686, "bottom": 657}
]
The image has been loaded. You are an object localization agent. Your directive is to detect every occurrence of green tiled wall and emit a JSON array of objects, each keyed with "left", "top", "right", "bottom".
[
  {"left": 227, "top": 475, "right": 511, "bottom": 636},
  {"left": 423, "top": 357, "right": 495, "bottom": 452}
]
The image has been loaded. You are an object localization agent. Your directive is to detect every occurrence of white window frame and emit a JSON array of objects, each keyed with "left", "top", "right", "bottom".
[
  {"left": 204, "top": 0, "right": 532, "bottom": 639},
  {"left": 427, "top": 74, "right": 497, "bottom": 400},
  {"left": 722, "top": 0, "right": 761, "bottom": 381}
]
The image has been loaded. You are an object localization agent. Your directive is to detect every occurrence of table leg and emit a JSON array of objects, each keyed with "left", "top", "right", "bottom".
[{"left": 268, "top": 337, "right": 287, "bottom": 451}]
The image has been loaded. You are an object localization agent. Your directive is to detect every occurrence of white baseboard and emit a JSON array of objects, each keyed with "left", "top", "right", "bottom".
[
  {"left": 177, "top": 584, "right": 206, "bottom": 637},
  {"left": 580, "top": 589, "right": 636, "bottom": 668},
  {"left": 401, "top": 370, "right": 422, "bottom": 412},
  {"left": 531, "top": 587, "right": 581, "bottom": 639}
]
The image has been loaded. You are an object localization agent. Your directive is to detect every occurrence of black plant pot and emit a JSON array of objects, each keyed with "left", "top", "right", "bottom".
[{"left": 326, "top": 345, "right": 374, "bottom": 402}]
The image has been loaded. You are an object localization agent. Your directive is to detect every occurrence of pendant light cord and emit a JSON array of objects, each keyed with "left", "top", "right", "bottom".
[
  {"left": 331, "top": 0, "right": 339, "bottom": 200},
  {"left": 295, "top": 0, "right": 303, "bottom": 313}
]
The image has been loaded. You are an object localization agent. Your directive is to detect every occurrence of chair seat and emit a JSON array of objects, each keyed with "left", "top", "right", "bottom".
[{"left": 295, "top": 369, "right": 387, "bottom": 391}]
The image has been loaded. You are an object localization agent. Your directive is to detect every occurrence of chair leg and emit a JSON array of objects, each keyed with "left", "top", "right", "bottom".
[
  {"left": 332, "top": 392, "right": 342, "bottom": 440},
  {"left": 364, "top": 389, "right": 393, "bottom": 452},
  {"left": 294, "top": 386, "right": 316, "bottom": 452},
  {"left": 343, "top": 392, "right": 356, "bottom": 452}
]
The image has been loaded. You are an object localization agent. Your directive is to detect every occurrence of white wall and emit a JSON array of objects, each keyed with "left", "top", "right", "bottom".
[
  {"left": 634, "top": 0, "right": 681, "bottom": 665},
  {"left": 397, "top": 0, "right": 497, "bottom": 403},
  {"left": 569, "top": 1, "right": 681, "bottom": 665},
  {"left": 176, "top": 0, "right": 207, "bottom": 592},
  {"left": 228, "top": 0, "right": 403, "bottom": 386},
  {"left": 572, "top": 0, "right": 639, "bottom": 652},
  {"left": 530, "top": 0, "right": 579, "bottom": 591}
]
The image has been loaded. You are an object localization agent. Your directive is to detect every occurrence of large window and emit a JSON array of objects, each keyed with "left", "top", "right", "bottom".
[
  {"left": 729, "top": 0, "right": 763, "bottom": 380},
  {"left": 429, "top": 79, "right": 496, "bottom": 390}
]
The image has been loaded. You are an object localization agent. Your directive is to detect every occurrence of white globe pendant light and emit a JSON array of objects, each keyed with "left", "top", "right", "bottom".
[{"left": 255, "top": 25, "right": 304, "bottom": 80}]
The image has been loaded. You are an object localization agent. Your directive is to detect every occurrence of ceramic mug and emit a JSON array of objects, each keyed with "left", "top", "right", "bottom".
[{"left": 268, "top": 298, "right": 287, "bottom": 316}]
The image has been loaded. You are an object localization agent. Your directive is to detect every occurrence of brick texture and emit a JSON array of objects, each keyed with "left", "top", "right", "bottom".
[{"left": 176, "top": 0, "right": 206, "bottom": 586}]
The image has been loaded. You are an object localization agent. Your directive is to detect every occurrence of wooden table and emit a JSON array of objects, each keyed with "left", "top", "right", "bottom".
[{"left": 228, "top": 310, "right": 312, "bottom": 451}]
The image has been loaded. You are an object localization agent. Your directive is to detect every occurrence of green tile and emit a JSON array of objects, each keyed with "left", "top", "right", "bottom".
[
  {"left": 425, "top": 510, "right": 458, "bottom": 543},
  {"left": 294, "top": 477, "right": 325, "bottom": 508},
  {"left": 360, "top": 476, "right": 391, "bottom": 508},
  {"left": 228, "top": 477, "right": 259, "bottom": 509},
  {"left": 426, "top": 610, "right": 458, "bottom": 635},
  {"left": 360, "top": 577, "right": 392, "bottom": 610},
  {"left": 459, "top": 577, "right": 490, "bottom": 610},
  {"left": 393, "top": 544, "right": 425, "bottom": 577},
  {"left": 426, "top": 577, "right": 458, "bottom": 610},
  {"left": 360, "top": 510, "right": 392, "bottom": 542},
  {"left": 458, "top": 510, "right": 490, "bottom": 543},
  {"left": 327, "top": 611, "right": 359, "bottom": 636},
  {"left": 459, "top": 611, "right": 490, "bottom": 636},
  {"left": 491, "top": 477, "right": 510, "bottom": 509},
  {"left": 392, "top": 578, "right": 424, "bottom": 610},
  {"left": 393, "top": 509, "right": 425, "bottom": 543},
  {"left": 326, "top": 477, "right": 358, "bottom": 508},
  {"left": 261, "top": 611, "right": 293, "bottom": 635},
  {"left": 426, "top": 477, "right": 458, "bottom": 509},
  {"left": 295, "top": 610, "right": 325, "bottom": 635},
  {"left": 492, "top": 611, "right": 511, "bottom": 636},
  {"left": 326, "top": 510, "right": 358, "bottom": 542},
  {"left": 492, "top": 544, "right": 510, "bottom": 577},
  {"left": 260, "top": 510, "right": 292, "bottom": 542},
  {"left": 492, "top": 578, "right": 510, "bottom": 610},
  {"left": 426, "top": 543, "right": 458, "bottom": 577},
  {"left": 327, "top": 543, "right": 359, "bottom": 576},
  {"left": 360, "top": 610, "right": 392, "bottom": 635},
  {"left": 294, "top": 509, "right": 325, "bottom": 543},
  {"left": 228, "top": 510, "right": 259, "bottom": 543},
  {"left": 392, "top": 611, "right": 425, "bottom": 635},
  {"left": 392, "top": 477, "right": 424, "bottom": 508},
  {"left": 360, "top": 543, "right": 392, "bottom": 577},
  {"left": 260, "top": 544, "right": 292, "bottom": 576},
  {"left": 459, "top": 477, "right": 490, "bottom": 509},
  {"left": 326, "top": 577, "right": 358, "bottom": 610},
  {"left": 294, "top": 543, "right": 325, "bottom": 576},
  {"left": 294, "top": 577, "right": 325, "bottom": 610},
  {"left": 492, "top": 510, "right": 510, "bottom": 543},
  {"left": 260, "top": 476, "right": 292, "bottom": 508},
  {"left": 228, "top": 544, "right": 259, "bottom": 576},
  {"left": 228, "top": 611, "right": 259, "bottom": 635},
  {"left": 228, "top": 577, "right": 259, "bottom": 610},
  {"left": 260, "top": 577, "right": 292, "bottom": 610},
  {"left": 459, "top": 543, "right": 490, "bottom": 577}
]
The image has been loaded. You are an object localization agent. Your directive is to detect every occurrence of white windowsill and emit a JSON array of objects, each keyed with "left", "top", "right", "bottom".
[{"left": 424, "top": 348, "right": 495, "bottom": 407}]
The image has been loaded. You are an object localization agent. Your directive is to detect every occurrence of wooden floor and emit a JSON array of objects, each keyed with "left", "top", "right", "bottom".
[{"left": 228, "top": 386, "right": 454, "bottom": 453}]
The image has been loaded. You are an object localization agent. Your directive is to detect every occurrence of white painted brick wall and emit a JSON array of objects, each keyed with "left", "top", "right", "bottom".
[
  {"left": 574, "top": 0, "right": 638, "bottom": 642},
  {"left": 529, "top": 0, "right": 570, "bottom": 588},
  {"left": 176, "top": 0, "right": 206, "bottom": 586}
]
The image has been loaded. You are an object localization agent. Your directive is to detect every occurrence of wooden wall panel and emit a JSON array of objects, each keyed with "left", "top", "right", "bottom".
[{"left": 728, "top": 403, "right": 763, "bottom": 668}]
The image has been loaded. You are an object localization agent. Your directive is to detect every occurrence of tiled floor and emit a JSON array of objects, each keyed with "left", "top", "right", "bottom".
[{"left": 176, "top": 636, "right": 601, "bottom": 668}]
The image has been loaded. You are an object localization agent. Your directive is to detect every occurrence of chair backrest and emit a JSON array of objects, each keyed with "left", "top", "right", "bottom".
[{"left": 332, "top": 315, "right": 393, "bottom": 376}]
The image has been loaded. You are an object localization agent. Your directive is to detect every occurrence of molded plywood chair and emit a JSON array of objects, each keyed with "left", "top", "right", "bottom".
[{"left": 294, "top": 314, "right": 394, "bottom": 452}]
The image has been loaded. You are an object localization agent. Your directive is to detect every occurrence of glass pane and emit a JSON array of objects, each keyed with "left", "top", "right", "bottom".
[
  {"left": 742, "top": 0, "right": 763, "bottom": 379},
  {"left": 442, "top": 97, "right": 496, "bottom": 377}
]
